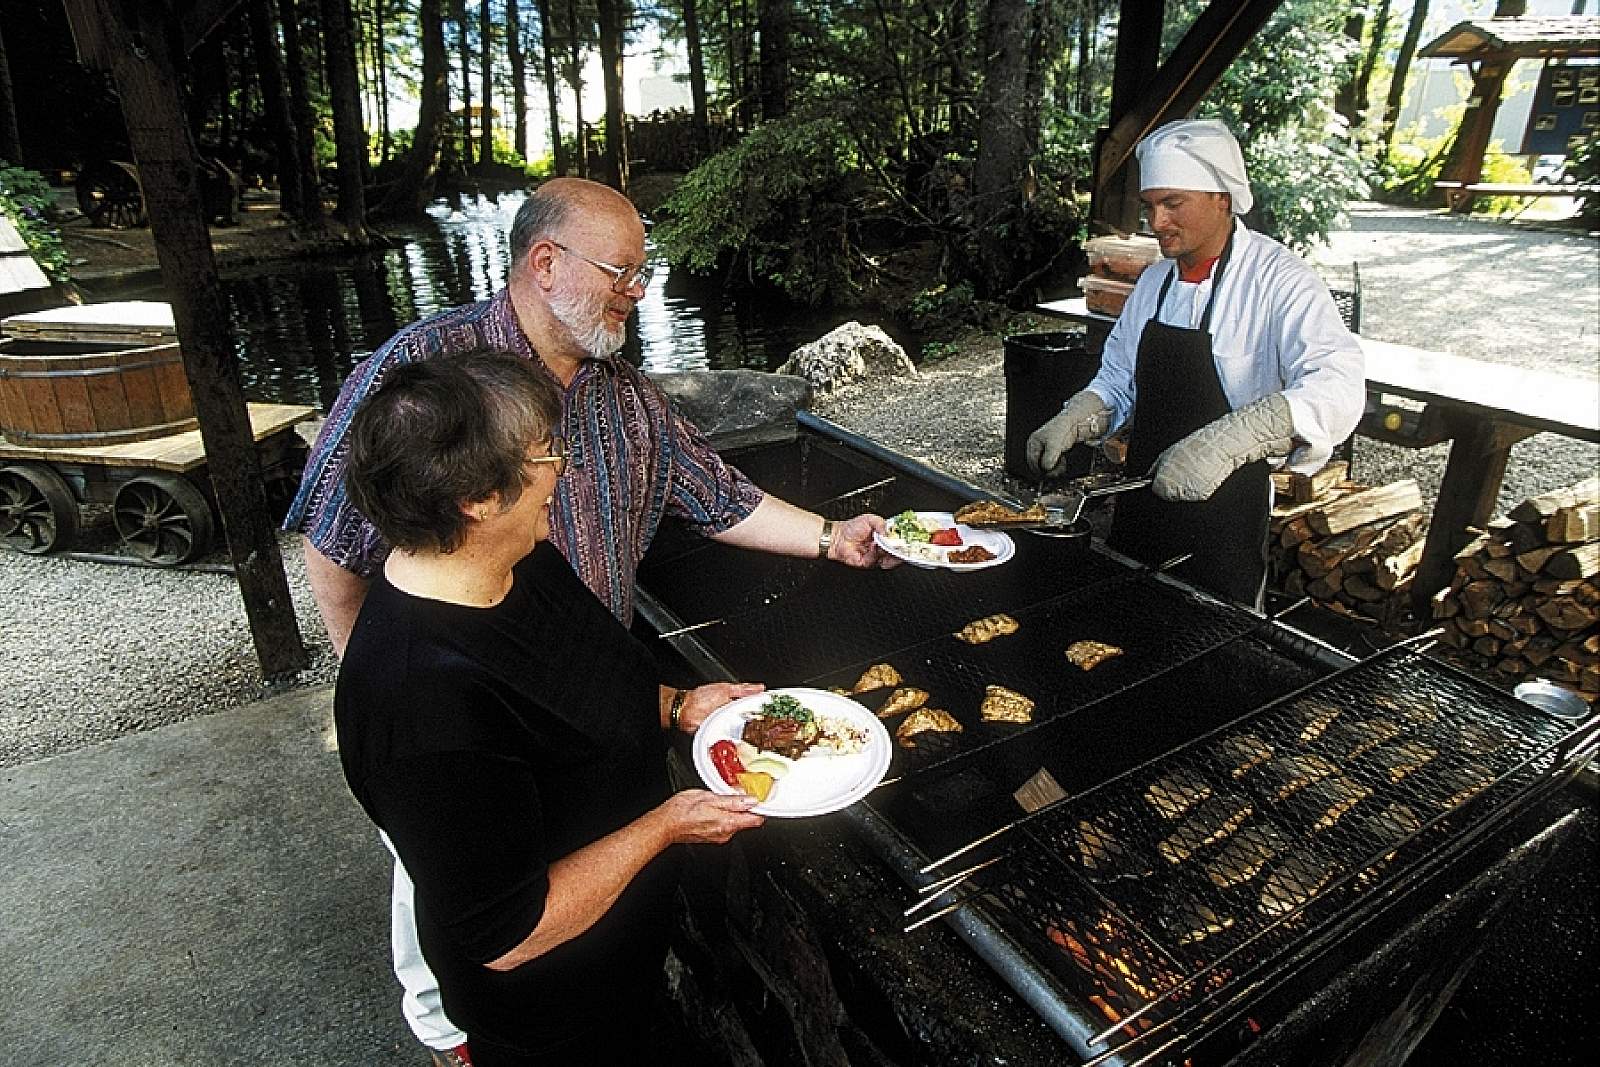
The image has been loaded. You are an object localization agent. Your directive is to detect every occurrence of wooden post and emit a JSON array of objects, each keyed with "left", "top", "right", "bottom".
[
  {"left": 1410, "top": 415, "right": 1537, "bottom": 614},
  {"left": 61, "top": 0, "right": 308, "bottom": 678},
  {"left": 1095, "top": 0, "right": 1165, "bottom": 234},
  {"left": 1437, "top": 52, "right": 1514, "bottom": 213}
]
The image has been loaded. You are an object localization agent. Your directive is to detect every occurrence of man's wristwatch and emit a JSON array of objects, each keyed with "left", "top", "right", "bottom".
[
  {"left": 818, "top": 518, "right": 836, "bottom": 560},
  {"left": 669, "top": 688, "right": 688, "bottom": 731}
]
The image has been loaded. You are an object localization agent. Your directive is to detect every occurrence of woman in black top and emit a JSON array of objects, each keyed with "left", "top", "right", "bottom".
[{"left": 334, "top": 352, "right": 765, "bottom": 1065}]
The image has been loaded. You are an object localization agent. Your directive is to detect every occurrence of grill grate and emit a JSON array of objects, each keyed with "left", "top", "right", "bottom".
[
  {"left": 803, "top": 572, "right": 1263, "bottom": 783},
  {"left": 960, "top": 643, "right": 1598, "bottom": 1059}
]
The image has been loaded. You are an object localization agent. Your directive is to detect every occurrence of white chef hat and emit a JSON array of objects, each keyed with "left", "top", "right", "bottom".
[{"left": 1136, "top": 119, "right": 1253, "bottom": 216}]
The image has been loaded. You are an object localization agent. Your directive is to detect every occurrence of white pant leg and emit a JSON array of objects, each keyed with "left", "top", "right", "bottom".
[{"left": 382, "top": 832, "right": 467, "bottom": 1050}]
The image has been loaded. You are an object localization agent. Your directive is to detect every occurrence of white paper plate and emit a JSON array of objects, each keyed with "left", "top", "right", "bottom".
[
  {"left": 692, "top": 688, "right": 892, "bottom": 817},
  {"left": 873, "top": 511, "right": 1016, "bottom": 571}
]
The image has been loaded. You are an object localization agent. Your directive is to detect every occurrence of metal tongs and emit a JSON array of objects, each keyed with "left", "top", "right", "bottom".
[{"left": 1040, "top": 475, "right": 1153, "bottom": 526}]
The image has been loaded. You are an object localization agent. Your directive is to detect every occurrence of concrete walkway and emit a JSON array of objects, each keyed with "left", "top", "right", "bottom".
[{"left": 0, "top": 686, "right": 418, "bottom": 1065}]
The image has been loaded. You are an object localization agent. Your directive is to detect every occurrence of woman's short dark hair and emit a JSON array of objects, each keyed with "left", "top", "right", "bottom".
[{"left": 344, "top": 350, "right": 563, "bottom": 554}]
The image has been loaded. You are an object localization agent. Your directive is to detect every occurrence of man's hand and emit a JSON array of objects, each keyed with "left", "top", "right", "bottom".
[
  {"left": 828, "top": 513, "right": 902, "bottom": 569},
  {"left": 1152, "top": 393, "right": 1296, "bottom": 502},
  {"left": 1026, "top": 390, "right": 1111, "bottom": 478},
  {"left": 676, "top": 681, "right": 766, "bottom": 734}
]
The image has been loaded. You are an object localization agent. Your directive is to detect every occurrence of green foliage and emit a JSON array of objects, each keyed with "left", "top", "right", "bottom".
[
  {"left": 653, "top": 113, "right": 862, "bottom": 305},
  {"left": 0, "top": 163, "right": 70, "bottom": 283},
  {"left": 1177, "top": 0, "right": 1369, "bottom": 250},
  {"left": 1566, "top": 134, "right": 1600, "bottom": 225}
]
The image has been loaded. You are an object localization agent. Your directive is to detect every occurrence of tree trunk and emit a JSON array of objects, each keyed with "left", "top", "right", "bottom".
[
  {"left": 758, "top": 0, "right": 791, "bottom": 123},
  {"left": 246, "top": 0, "right": 303, "bottom": 219},
  {"left": 280, "top": 0, "right": 327, "bottom": 223},
  {"left": 536, "top": 0, "right": 566, "bottom": 174},
  {"left": 479, "top": 0, "right": 495, "bottom": 169},
  {"left": 507, "top": 0, "right": 529, "bottom": 160},
  {"left": 0, "top": 20, "right": 21, "bottom": 164},
  {"left": 565, "top": 0, "right": 587, "bottom": 178},
  {"left": 1381, "top": 0, "right": 1430, "bottom": 153},
  {"left": 595, "top": 0, "right": 628, "bottom": 193},
  {"left": 1333, "top": 11, "right": 1365, "bottom": 127},
  {"left": 456, "top": 0, "right": 475, "bottom": 168},
  {"left": 1355, "top": 0, "right": 1393, "bottom": 124},
  {"left": 60, "top": 0, "right": 307, "bottom": 679},
  {"left": 376, "top": 0, "right": 392, "bottom": 162},
  {"left": 380, "top": 0, "right": 449, "bottom": 217},
  {"left": 320, "top": 0, "right": 372, "bottom": 240},
  {"left": 972, "top": 0, "right": 1037, "bottom": 301},
  {"left": 682, "top": 0, "right": 710, "bottom": 154}
]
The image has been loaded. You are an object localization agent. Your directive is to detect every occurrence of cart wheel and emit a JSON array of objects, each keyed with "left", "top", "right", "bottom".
[
  {"left": 76, "top": 160, "right": 147, "bottom": 229},
  {"left": 0, "top": 464, "right": 80, "bottom": 555},
  {"left": 113, "top": 473, "right": 214, "bottom": 565}
]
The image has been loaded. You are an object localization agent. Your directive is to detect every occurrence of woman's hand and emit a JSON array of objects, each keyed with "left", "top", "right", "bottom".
[
  {"left": 675, "top": 680, "right": 765, "bottom": 734},
  {"left": 657, "top": 789, "right": 765, "bottom": 845}
]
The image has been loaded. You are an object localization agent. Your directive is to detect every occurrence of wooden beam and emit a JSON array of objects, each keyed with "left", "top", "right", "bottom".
[
  {"left": 1093, "top": 0, "right": 1286, "bottom": 231},
  {"left": 60, "top": 0, "right": 308, "bottom": 679},
  {"left": 180, "top": 0, "right": 249, "bottom": 55}
]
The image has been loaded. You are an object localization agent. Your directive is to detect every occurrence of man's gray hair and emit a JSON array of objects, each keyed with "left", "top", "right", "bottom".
[{"left": 509, "top": 186, "right": 574, "bottom": 274}]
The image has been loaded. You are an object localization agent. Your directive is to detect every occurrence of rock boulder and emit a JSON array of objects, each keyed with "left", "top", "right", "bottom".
[{"left": 776, "top": 322, "right": 917, "bottom": 396}]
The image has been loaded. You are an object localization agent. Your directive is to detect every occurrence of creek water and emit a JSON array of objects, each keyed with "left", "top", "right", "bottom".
[{"left": 115, "top": 191, "right": 918, "bottom": 412}]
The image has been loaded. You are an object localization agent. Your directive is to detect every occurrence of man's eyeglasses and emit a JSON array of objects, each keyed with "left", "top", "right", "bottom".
[
  {"left": 523, "top": 435, "right": 569, "bottom": 479},
  {"left": 551, "top": 241, "right": 654, "bottom": 295}
]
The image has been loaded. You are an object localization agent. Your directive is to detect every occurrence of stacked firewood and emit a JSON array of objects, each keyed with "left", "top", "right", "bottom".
[
  {"left": 1432, "top": 477, "right": 1600, "bottom": 694},
  {"left": 1269, "top": 463, "right": 1428, "bottom": 627}
]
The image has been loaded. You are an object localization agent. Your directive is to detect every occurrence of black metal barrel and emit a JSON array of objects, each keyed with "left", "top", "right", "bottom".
[{"left": 1002, "top": 331, "right": 1099, "bottom": 482}]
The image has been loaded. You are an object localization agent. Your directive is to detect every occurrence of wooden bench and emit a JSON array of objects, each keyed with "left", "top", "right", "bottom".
[{"left": 1435, "top": 180, "right": 1600, "bottom": 213}]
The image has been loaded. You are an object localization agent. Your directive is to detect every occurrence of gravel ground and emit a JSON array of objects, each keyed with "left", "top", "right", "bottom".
[{"left": 2, "top": 202, "right": 1594, "bottom": 769}]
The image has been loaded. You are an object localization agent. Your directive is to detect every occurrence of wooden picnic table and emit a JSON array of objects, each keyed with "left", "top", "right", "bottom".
[{"left": 1035, "top": 297, "right": 1600, "bottom": 611}]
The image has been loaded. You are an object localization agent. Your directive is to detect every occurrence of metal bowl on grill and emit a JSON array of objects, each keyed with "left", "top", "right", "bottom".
[{"left": 1513, "top": 680, "right": 1591, "bottom": 722}]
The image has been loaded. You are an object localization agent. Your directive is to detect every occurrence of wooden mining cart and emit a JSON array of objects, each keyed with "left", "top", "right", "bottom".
[{"left": 0, "top": 302, "right": 312, "bottom": 565}]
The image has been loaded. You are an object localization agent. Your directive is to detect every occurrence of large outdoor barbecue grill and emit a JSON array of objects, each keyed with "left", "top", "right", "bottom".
[{"left": 637, "top": 413, "right": 1598, "bottom": 1066}]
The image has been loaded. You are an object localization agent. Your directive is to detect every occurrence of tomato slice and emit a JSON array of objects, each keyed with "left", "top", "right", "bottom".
[{"left": 930, "top": 527, "right": 963, "bottom": 546}]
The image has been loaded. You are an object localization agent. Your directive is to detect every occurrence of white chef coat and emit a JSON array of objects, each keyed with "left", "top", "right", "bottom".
[{"left": 1086, "top": 219, "right": 1366, "bottom": 473}]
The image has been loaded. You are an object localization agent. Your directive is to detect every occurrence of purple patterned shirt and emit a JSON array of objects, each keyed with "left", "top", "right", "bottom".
[{"left": 284, "top": 288, "right": 764, "bottom": 623}]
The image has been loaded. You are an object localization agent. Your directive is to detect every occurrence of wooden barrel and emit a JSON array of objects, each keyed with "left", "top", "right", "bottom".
[{"left": 0, "top": 338, "right": 197, "bottom": 445}]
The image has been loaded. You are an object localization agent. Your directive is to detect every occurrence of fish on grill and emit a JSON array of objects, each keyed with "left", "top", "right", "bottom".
[
  {"left": 876, "top": 686, "right": 929, "bottom": 719},
  {"left": 1144, "top": 769, "right": 1213, "bottom": 819},
  {"left": 1458, "top": 721, "right": 1508, "bottom": 756},
  {"left": 1158, "top": 793, "right": 1254, "bottom": 864},
  {"left": 1159, "top": 900, "right": 1236, "bottom": 946},
  {"left": 980, "top": 684, "right": 1035, "bottom": 724},
  {"left": 1436, "top": 762, "right": 1496, "bottom": 807},
  {"left": 1373, "top": 739, "right": 1438, "bottom": 783},
  {"left": 1258, "top": 754, "right": 1339, "bottom": 801},
  {"left": 1259, "top": 852, "right": 1339, "bottom": 917},
  {"left": 1065, "top": 640, "right": 1125, "bottom": 671},
  {"left": 1351, "top": 802, "right": 1424, "bottom": 854},
  {"left": 1319, "top": 716, "right": 1401, "bottom": 763},
  {"left": 1069, "top": 817, "right": 1152, "bottom": 880},
  {"left": 894, "top": 707, "right": 963, "bottom": 748},
  {"left": 851, "top": 663, "right": 902, "bottom": 694},
  {"left": 955, "top": 613, "right": 1020, "bottom": 644},
  {"left": 954, "top": 499, "right": 1049, "bottom": 527},
  {"left": 1216, "top": 733, "right": 1274, "bottom": 779},
  {"left": 1205, "top": 824, "right": 1285, "bottom": 889},
  {"left": 1298, "top": 776, "right": 1373, "bottom": 832},
  {"left": 1371, "top": 690, "right": 1439, "bottom": 725},
  {"left": 1287, "top": 699, "right": 1342, "bottom": 743}
]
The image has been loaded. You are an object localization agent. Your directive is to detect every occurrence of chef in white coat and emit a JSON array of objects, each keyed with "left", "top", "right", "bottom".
[{"left": 1027, "top": 118, "right": 1365, "bottom": 607}]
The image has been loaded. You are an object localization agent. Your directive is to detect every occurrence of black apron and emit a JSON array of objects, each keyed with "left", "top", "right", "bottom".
[{"left": 1105, "top": 238, "right": 1271, "bottom": 608}]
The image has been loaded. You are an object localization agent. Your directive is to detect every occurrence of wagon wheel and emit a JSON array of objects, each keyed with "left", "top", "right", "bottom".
[
  {"left": 76, "top": 160, "right": 147, "bottom": 229},
  {"left": 0, "top": 464, "right": 80, "bottom": 555},
  {"left": 113, "top": 473, "right": 214, "bottom": 565}
]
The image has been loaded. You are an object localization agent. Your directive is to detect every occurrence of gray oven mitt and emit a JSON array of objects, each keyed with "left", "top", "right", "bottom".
[
  {"left": 1152, "top": 393, "right": 1296, "bottom": 502},
  {"left": 1026, "top": 389, "right": 1112, "bottom": 477}
]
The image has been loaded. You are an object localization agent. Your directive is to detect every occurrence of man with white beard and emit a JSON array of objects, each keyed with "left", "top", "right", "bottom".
[{"left": 287, "top": 178, "right": 898, "bottom": 1065}]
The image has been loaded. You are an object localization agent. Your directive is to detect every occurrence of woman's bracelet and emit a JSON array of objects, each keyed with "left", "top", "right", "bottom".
[{"left": 669, "top": 688, "right": 688, "bottom": 731}]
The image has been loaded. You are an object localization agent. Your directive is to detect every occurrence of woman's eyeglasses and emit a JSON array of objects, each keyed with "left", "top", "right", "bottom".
[
  {"left": 523, "top": 436, "right": 569, "bottom": 478},
  {"left": 551, "top": 240, "right": 654, "bottom": 295}
]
